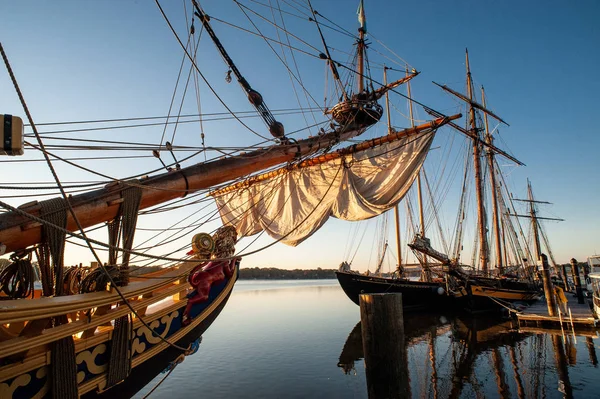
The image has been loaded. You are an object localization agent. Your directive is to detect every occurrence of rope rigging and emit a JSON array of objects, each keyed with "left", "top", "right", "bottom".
[{"left": 193, "top": 0, "right": 286, "bottom": 140}]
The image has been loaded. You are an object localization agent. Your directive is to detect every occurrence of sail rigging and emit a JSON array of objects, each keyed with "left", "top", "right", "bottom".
[{"left": 211, "top": 115, "right": 459, "bottom": 246}]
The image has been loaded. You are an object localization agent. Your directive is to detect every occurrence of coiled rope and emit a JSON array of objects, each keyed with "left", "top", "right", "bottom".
[{"left": 0, "top": 253, "right": 35, "bottom": 299}]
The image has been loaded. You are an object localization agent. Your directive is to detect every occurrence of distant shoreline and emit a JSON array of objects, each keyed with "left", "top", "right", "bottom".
[{"left": 238, "top": 267, "right": 337, "bottom": 280}]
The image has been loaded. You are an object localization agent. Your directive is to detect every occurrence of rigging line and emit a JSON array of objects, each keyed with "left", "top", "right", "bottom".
[
  {"left": 274, "top": 0, "right": 319, "bottom": 130},
  {"left": 130, "top": 201, "right": 221, "bottom": 262},
  {"left": 159, "top": 19, "right": 194, "bottom": 149},
  {"left": 0, "top": 198, "right": 221, "bottom": 264},
  {"left": 306, "top": 0, "right": 347, "bottom": 98},
  {"left": 211, "top": 140, "right": 338, "bottom": 261},
  {"left": 170, "top": 28, "right": 204, "bottom": 146},
  {"left": 0, "top": 42, "right": 191, "bottom": 352},
  {"left": 0, "top": 181, "right": 106, "bottom": 189},
  {"left": 422, "top": 168, "right": 449, "bottom": 255},
  {"left": 31, "top": 144, "right": 208, "bottom": 152},
  {"left": 136, "top": 220, "right": 216, "bottom": 232},
  {"left": 203, "top": 14, "right": 322, "bottom": 59},
  {"left": 252, "top": 0, "right": 356, "bottom": 39},
  {"left": 0, "top": 188, "right": 103, "bottom": 199},
  {"left": 154, "top": 0, "right": 273, "bottom": 142},
  {"left": 138, "top": 193, "right": 210, "bottom": 215},
  {"left": 23, "top": 135, "right": 196, "bottom": 147},
  {"left": 26, "top": 108, "right": 319, "bottom": 129},
  {"left": 334, "top": 62, "right": 445, "bottom": 119},
  {"left": 189, "top": 20, "right": 207, "bottom": 159},
  {"left": 130, "top": 161, "right": 280, "bottom": 266},
  {"left": 25, "top": 139, "right": 257, "bottom": 195},
  {"left": 25, "top": 139, "right": 204, "bottom": 193},
  {"left": 367, "top": 46, "right": 412, "bottom": 71},
  {"left": 310, "top": 9, "right": 355, "bottom": 38},
  {"left": 367, "top": 33, "right": 413, "bottom": 70},
  {"left": 250, "top": 0, "right": 310, "bottom": 21},
  {"left": 282, "top": 0, "right": 312, "bottom": 14},
  {"left": 234, "top": 0, "right": 324, "bottom": 115},
  {"left": 214, "top": 174, "right": 287, "bottom": 259},
  {"left": 0, "top": 155, "right": 154, "bottom": 163},
  {"left": 236, "top": 160, "right": 344, "bottom": 259},
  {"left": 233, "top": 0, "right": 326, "bottom": 115},
  {"left": 26, "top": 109, "right": 311, "bottom": 136}
]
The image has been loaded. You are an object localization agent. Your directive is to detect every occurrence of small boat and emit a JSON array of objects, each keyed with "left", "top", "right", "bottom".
[{"left": 588, "top": 273, "right": 600, "bottom": 318}]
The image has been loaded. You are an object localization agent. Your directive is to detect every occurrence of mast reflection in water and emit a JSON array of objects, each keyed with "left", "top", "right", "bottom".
[
  {"left": 338, "top": 312, "right": 599, "bottom": 398},
  {"left": 128, "top": 281, "right": 597, "bottom": 398}
]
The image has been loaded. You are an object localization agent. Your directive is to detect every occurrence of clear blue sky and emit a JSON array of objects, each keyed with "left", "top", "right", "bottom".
[{"left": 1, "top": 0, "right": 598, "bottom": 270}]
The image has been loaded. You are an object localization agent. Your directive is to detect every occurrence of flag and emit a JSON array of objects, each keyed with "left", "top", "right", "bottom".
[{"left": 357, "top": 0, "right": 366, "bottom": 33}]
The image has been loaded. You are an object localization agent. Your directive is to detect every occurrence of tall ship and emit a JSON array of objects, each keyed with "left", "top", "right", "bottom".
[
  {"left": 410, "top": 51, "right": 550, "bottom": 312},
  {"left": 0, "top": 1, "right": 460, "bottom": 397},
  {"left": 334, "top": 62, "right": 450, "bottom": 311}
]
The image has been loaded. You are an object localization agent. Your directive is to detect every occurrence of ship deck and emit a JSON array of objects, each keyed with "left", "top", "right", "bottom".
[{"left": 516, "top": 293, "right": 597, "bottom": 328}]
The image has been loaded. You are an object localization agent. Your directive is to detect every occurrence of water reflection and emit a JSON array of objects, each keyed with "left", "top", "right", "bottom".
[
  {"left": 338, "top": 313, "right": 599, "bottom": 398},
  {"left": 107, "top": 281, "right": 600, "bottom": 398}
]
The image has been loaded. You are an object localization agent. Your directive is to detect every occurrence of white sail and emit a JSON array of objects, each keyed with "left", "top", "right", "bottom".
[{"left": 213, "top": 131, "right": 434, "bottom": 246}]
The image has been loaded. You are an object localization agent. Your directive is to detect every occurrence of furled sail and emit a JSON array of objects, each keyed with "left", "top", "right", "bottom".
[{"left": 212, "top": 131, "right": 434, "bottom": 246}]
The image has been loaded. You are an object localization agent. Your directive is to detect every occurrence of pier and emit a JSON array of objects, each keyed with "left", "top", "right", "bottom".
[{"left": 516, "top": 294, "right": 597, "bottom": 328}]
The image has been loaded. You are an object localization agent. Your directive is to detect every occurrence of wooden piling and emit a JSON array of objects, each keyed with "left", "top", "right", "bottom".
[
  {"left": 586, "top": 336, "right": 598, "bottom": 366},
  {"left": 570, "top": 258, "right": 585, "bottom": 304},
  {"left": 359, "top": 293, "right": 409, "bottom": 399},
  {"left": 562, "top": 264, "right": 571, "bottom": 292},
  {"left": 541, "top": 254, "right": 557, "bottom": 317}
]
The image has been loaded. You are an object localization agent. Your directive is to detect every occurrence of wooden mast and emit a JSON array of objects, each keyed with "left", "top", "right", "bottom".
[
  {"left": 512, "top": 183, "right": 563, "bottom": 271},
  {"left": 465, "top": 49, "right": 489, "bottom": 274},
  {"left": 384, "top": 67, "right": 403, "bottom": 273},
  {"left": 407, "top": 66, "right": 429, "bottom": 278},
  {"left": 0, "top": 127, "right": 363, "bottom": 253},
  {"left": 356, "top": 0, "right": 366, "bottom": 92},
  {"left": 528, "top": 179, "right": 542, "bottom": 262},
  {"left": 481, "top": 86, "right": 503, "bottom": 274}
]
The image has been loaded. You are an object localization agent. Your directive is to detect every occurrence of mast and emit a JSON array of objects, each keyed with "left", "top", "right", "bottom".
[
  {"left": 511, "top": 182, "right": 563, "bottom": 268},
  {"left": 406, "top": 66, "right": 430, "bottom": 278},
  {"left": 528, "top": 179, "right": 542, "bottom": 262},
  {"left": 356, "top": 0, "right": 366, "bottom": 92},
  {"left": 465, "top": 49, "right": 489, "bottom": 274},
  {"left": 384, "top": 66, "right": 402, "bottom": 273},
  {"left": 481, "top": 86, "right": 503, "bottom": 274}
]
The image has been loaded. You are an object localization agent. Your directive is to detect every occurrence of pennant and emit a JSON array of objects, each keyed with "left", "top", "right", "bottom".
[{"left": 357, "top": 0, "right": 366, "bottom": 33}]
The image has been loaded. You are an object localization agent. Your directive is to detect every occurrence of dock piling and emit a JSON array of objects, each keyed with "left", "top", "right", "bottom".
[
  {"left": 562, "top": 263, "right": 571, "bottom": 292},
  {"left": 570, "top": 258, "right": 585, "bottom": 304},
  {"left": 541, "top": 254, "right": 557, "bottom": 317},
  {"left": 359, "top": 293, "right": 409, "bottom": 399}
]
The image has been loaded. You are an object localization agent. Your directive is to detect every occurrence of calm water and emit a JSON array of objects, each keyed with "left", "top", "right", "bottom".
[{"left": 134, "top": 280, "right": 599, "bottom": 398}]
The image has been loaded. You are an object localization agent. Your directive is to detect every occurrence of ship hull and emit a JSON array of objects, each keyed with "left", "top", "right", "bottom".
[
  {"left": 453, "top": 277, "right": 539, "bottom": 313},
  {"left": 83, "top": 288, "right": 233, "bottom": 399},
  {"left": 335, "top": 271, "right": 449, "bottom": 311},
  {"left": 0, "top": 265, "right": 238, "bottom": 399}
]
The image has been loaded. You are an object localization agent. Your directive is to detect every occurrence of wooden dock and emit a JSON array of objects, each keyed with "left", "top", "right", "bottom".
[{"left": 516, "top": 295, "right": 597, "bottom": 328}]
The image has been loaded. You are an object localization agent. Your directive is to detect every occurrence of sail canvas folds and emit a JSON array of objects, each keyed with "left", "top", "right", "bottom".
[{"left": 214, "top": 131, "right": 434, "bottom": 246}]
